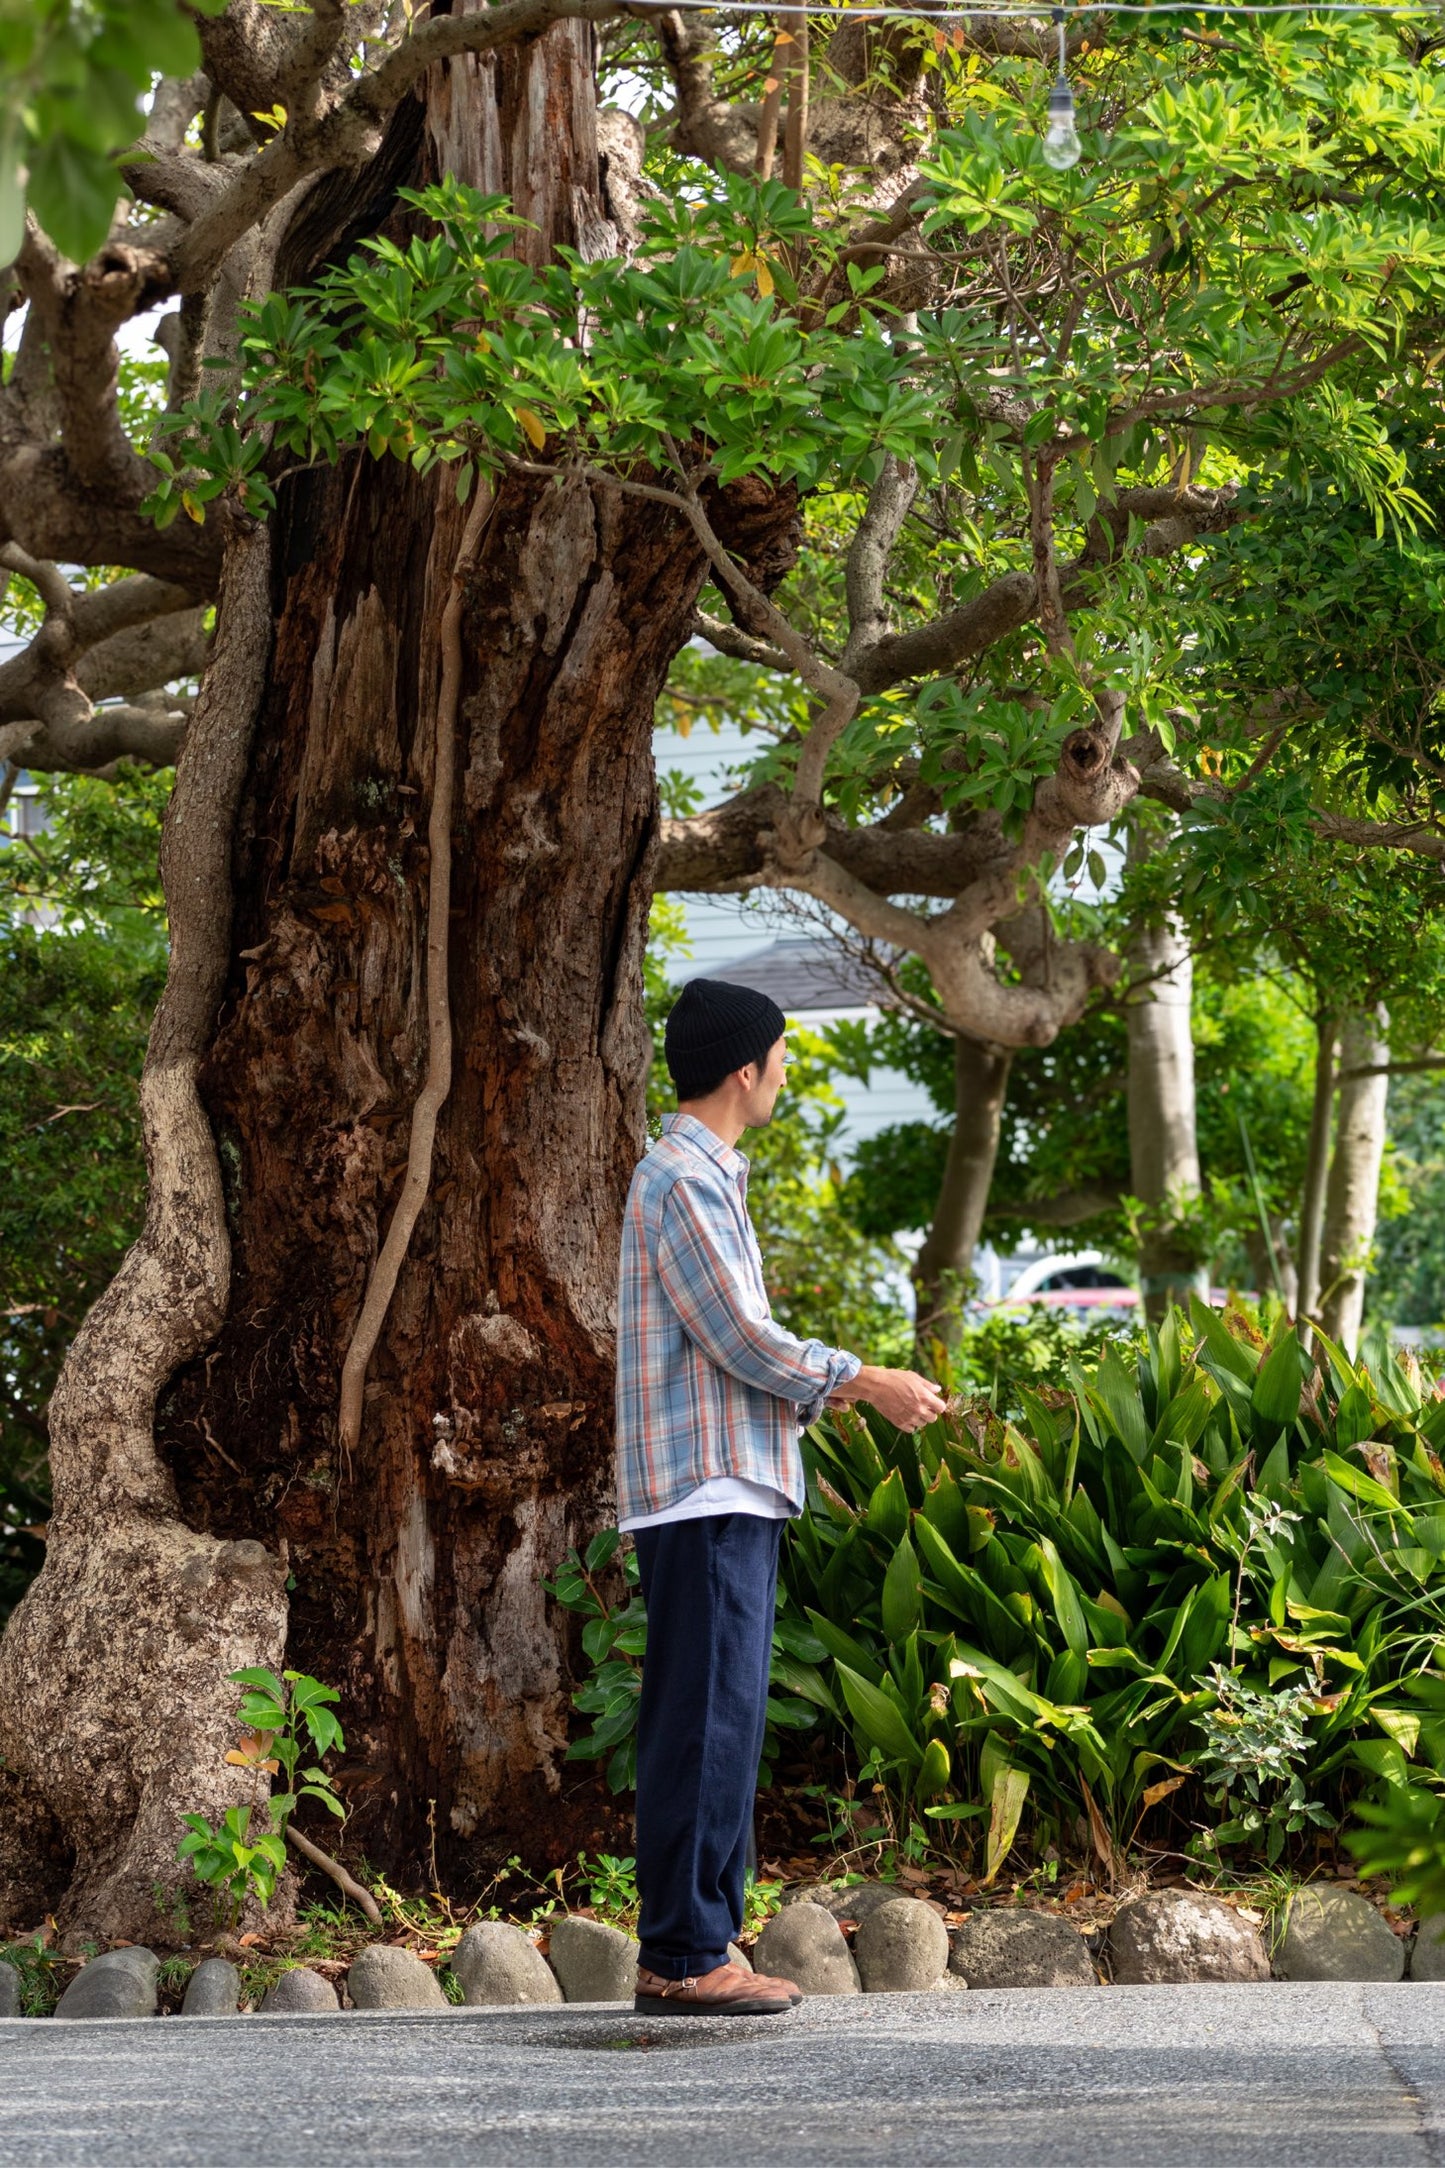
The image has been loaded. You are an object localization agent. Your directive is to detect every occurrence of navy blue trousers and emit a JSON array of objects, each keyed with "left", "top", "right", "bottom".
[{"left": 632, "top": 1512, "right": 783, "bottom": 1979}]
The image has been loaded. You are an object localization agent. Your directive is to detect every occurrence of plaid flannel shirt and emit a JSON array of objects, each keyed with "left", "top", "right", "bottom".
[{"left": 614, "top": 1111, "right": 861, "bottom": 1524}]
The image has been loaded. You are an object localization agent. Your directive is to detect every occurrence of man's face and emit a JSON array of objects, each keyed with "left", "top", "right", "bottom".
[{"left": 740, "top": 1034, "right": 788, "bottom": 1127}]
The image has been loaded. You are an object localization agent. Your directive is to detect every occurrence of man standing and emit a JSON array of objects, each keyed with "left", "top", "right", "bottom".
[{"left": 616, "top": 978, "right": 947, "bottom": 2017}]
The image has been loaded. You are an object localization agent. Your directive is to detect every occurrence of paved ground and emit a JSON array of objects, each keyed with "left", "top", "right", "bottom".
[{"left": 3, "top": 1982, "right": 1444, "bottom": 2166}]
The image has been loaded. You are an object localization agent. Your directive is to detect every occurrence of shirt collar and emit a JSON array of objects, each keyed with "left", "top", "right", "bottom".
[{"left": 662, "top": 1110, "right": 749, "bottom": 1181}]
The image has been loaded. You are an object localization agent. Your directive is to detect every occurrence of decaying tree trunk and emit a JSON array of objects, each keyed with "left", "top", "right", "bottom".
[
  {"left": 1319, "top": 1006, "right": 1390, "bottom": 1356},
  {"left": 0, "top": 27, "right": 800, "bottom": 1936},
  {"left": 1124, "top": 880, "right": 1207, "bottom": 1324},
  {"left": 913, "top": 1036, "right": 1012, "bottom": 1349}
]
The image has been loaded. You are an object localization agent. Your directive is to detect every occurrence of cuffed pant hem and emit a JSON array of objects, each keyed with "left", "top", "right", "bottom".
[{"left": 637, "top": 1947, "right": 731, "bottom": 1980}]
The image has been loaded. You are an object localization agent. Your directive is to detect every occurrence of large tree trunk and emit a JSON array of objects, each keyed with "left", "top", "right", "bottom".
[
  {"left": 1125, "top": 886, "right": 1207, "bottom": 1324},
  {"left": 913, "top": 1035, "right": 1012, "bottom": 1351},
  {"left": 1319, "top": 1007, "right": 1390, "bottom": 1357},
  {"left": 0, "top": 29, "right": 800, "bottom": 1938}
]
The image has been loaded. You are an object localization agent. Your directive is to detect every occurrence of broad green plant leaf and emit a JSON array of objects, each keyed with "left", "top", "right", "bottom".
[{"left": 836, "top": 1661, "right": 924, "bottom": 1768}]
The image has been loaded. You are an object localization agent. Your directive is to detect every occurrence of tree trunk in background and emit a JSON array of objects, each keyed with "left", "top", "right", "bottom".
[
  {"left": 1319, "top": 1007, "right": 1390, "bottom": 1357},
  {"left": 1125, "top": 887, "right": 1206, "bottom": 1325},
  {"left": 913, "top": 1036, "right": 1012, "bottom": 1350},
  {"left": 0, "top": 29, "right": 802, "bottom": 1940},
  {"left": 1296, "top": 1010, "right": 1338, "bottom": 1341}
]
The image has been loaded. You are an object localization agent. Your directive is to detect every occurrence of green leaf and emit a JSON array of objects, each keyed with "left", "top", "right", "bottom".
[
  {"left": 914, "top": 1734, "right": 952, "bottom": 1804},
  {"left": 299, "top": 1784, "right": 348, "bottom": 1818},
  {"left": 1035, "top": 1536, "right": 1090, "bottom": 1659},
  {"left": 585, "top": 1527, "right": 621, "bottom": 1573},
  {"left": 881, "top": 1530, "right": 923, "bottom": 1641},
  {"left": 979, "top": 1737, "right": 1030, "bottom": 1884},
  {"left": 1252, "top": 1330, "right": 1305, "bottom": 1430},
  {"left": 866, "top": 1467, "right": 910, "bottom": 1545},
  {"left": 25, "top": 131, "right": 122, "bottom": 265},
  {"left": 835, "top": 1661, "right": 923, "bottom": 1768},
  {"left": 0, "top": 107, "right": 24, "bottom": 270},
  {"left": 230, "top": 1668, "right": 285, "bottom": 1696},
  {"left": 806, "top": 1609, "right": 884, "bottom": 1687}
]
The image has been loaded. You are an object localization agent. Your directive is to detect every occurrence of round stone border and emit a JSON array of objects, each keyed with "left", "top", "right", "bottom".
[{"left": 0, "top": 1878, "right": 1424, "bottom": 2019}]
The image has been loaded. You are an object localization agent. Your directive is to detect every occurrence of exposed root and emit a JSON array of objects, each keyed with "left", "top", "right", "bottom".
[
  {"left": 336, "top": 478, "right": 497, "bottom": 1472},
  {"left": 285, "top": 1824, "right": 384, "bottom": 1926}
]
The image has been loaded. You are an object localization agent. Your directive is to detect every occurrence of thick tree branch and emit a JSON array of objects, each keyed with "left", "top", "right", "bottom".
[
  {"left": 1310, "top": 812, "right": 1445, "bottom": 862},
  {"left": 688, "top": 610, "right": 789, "bottom": 671},
  {"left": 173, "top": 0, "right": 628, "bottom": 293},
  {"left": 0, "top": 552, "right": 203, "bottom": 773},
  {"left": 0, "top": 704, "right": 190, "bottom": 777},
  {"left": 843, "top": 454, "right": 919, "bottom": 671},
  {"left": 853, "top": 486, "right": 1242, "bottom": 693},
  {"left": 1027, "top": 452, "right": 1073, "bottom": 659},
  {"left": 657, "top": 782, "right": 1008, "bottom": 896},
  {"left": 76, "top": 612, "right": 212, "bottom": 707},
  {"left": 193, "top": 0, "right": 310, "bottom": 133},
  {"left": 641, "top": 438, "right": 859, "bottom": 818},
  {"left": 1129, "top": 727, "right": 1445, "bottom": 862},
  {"left": 12, "top": 228, "right": 171, "bottom": 498}
]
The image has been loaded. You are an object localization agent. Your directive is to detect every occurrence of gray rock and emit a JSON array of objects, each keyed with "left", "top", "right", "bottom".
[
  {"left": 949, "top": 1910, "right": 1097, "bottom": 1989},
  {"left": 1276, "top": 1886, "right": 1404, "bottom": 1982},
  {"left": 0, "top": 1962, "right": 21, "bottom": 2018},
  {"left": 752, "top": 1902, "right": 860, "bottom": 1996},
  {"left": 546, "top": 1917, "right": 639, "bottom": 2004},
  {"left": 728, "top": 1943, "right": 752, "bottom": 1972},
  {"left": 55, "top": 1946, "right": 159, "bottom": 2020},
  {"left": 347, "top": 1944, "right": 448, "bottom": 2009},
  {"left": 1411, "top": 1915, "right": 1445, "bottom": 1980},
  {"left": 453, "top": 1922, "right": 562, "bottom": 2007},
  {"left": 787, "top": 1882, "right": 911, "bottom": 1928},
  {"left": 181, "top": 1959, "right": 241, "bottom": 2016},
  {"left": 259, "top": 1966, "right": 340, "bottom": 2013},
  {"left": 931, "top": 1968, "right": 969, "bottom": 1993},
  {"left": 1110, "top": 1890, "right": 1270, "bottom": 1985},
  {"left": 854, "top": 1899, "right": 950, "bottom": 1992}
]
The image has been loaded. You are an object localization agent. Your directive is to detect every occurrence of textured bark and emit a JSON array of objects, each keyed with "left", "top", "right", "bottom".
[
  {"left": 1319, "top": 1007, "right": 1390, "bottom": 1357},
  {"left": 155, "top": 452, "right": 730, "bottom": 1878},
  {"left": 913, "top": 1037, "right": 1013, "bottom": 1349},
  {"left": 1125, "top": 894, "right": 1207, "bottom": 1323},
  {"left": 0, "top": 532, "right": 288, "bottom": 1945},
  {"left": 0, "top": 19, "right": 801, "bottom": 1926}
]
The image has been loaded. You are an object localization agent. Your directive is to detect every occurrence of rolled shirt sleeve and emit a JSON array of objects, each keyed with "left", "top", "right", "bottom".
[{"left": 656, "top": 1176, "right": 860, "bottom": 1423}]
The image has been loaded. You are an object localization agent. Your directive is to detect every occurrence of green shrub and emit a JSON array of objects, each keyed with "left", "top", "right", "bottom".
[
  {"left": 552, "top": 1305, "right": 1445, "bottom": 1882},
  {"left": 783, "top": 1300, "right": 1445, "bottom": 1877},
  {"left": 544, "top": 1528, "right": 832, "bottom": 1793},
  {"left": 177, "top": 1668, "right": 347, "bottom": 1923}
]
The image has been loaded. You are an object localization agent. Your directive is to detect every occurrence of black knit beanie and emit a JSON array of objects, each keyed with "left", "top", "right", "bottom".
[{"left": 664, "top": 978, "right": 787, "bottom": 1101}]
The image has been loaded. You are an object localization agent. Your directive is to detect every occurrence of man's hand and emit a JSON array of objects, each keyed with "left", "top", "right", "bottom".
[{"left": 829, "top": 1364, "right": 948, "bottom": 1432}]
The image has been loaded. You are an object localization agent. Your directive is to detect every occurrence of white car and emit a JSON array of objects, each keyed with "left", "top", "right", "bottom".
[{"left": 987, "top": 1249, "right": 1139, "bottom": 1316}]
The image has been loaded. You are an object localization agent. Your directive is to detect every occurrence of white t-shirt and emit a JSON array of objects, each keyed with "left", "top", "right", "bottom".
[{"left": 618, "top": 1473, "right": 794, "bottom": 1533}]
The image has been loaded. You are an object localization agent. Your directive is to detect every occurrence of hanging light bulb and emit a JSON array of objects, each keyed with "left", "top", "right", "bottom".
[{"left": 1041, "top": 7, "right": 1082, "bottom": 170}]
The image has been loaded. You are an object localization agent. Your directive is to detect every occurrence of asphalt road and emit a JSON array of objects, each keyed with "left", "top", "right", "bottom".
[{"left": 3, "top": 1982, "right": 1444, "bottom": 2167}]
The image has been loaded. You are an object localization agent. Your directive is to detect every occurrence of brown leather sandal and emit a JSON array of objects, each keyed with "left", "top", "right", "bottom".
[{"left": 634, "top": 1961, "right": 796, "bottom": 2017}]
